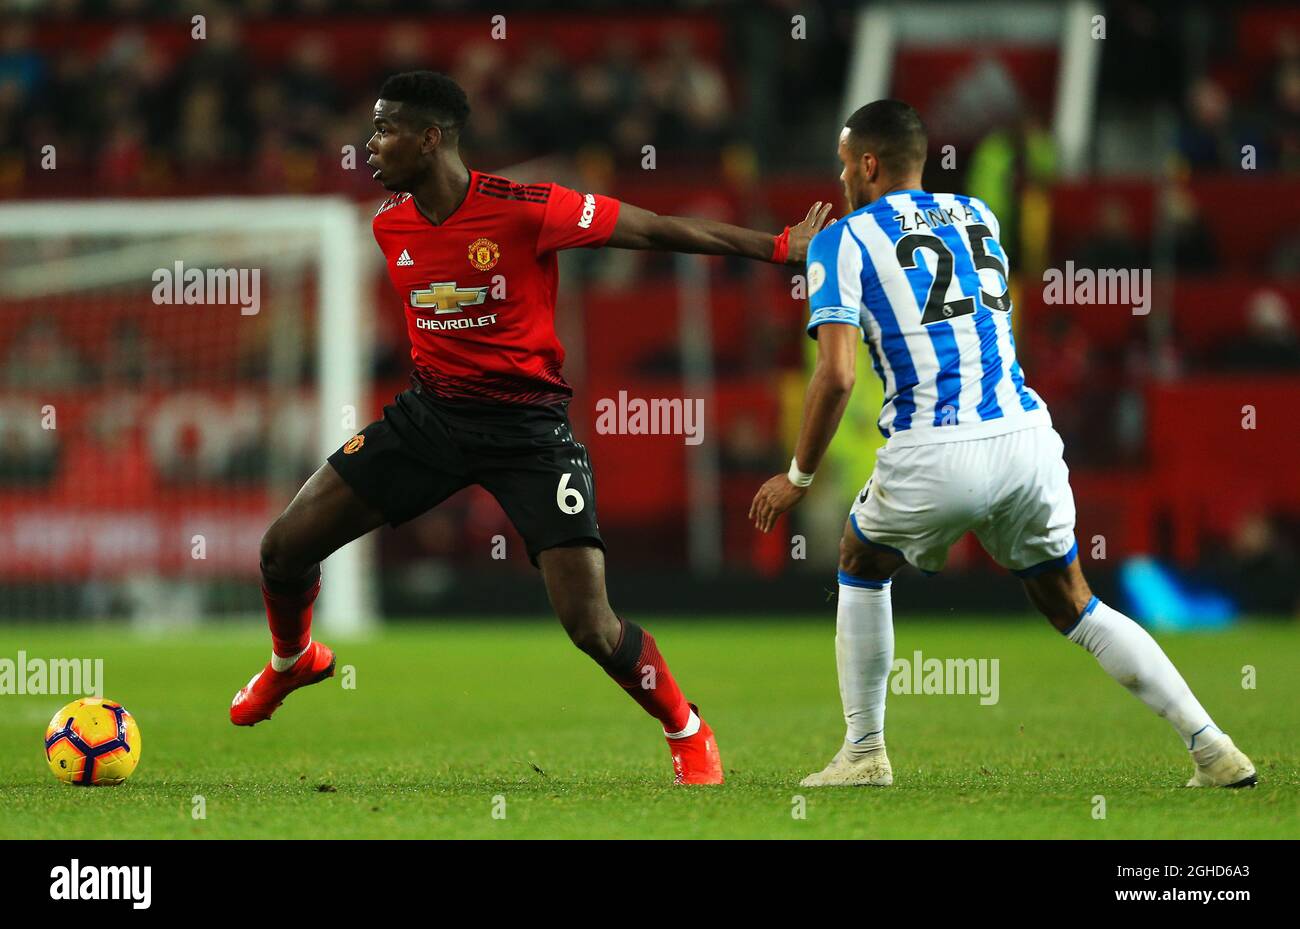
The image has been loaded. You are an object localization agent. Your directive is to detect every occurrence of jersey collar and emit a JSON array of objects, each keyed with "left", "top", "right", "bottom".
[
  {"left": 865, "top": 188, "right": 927, "bottom": 211},
  {"left": 411, "top": 169, "right": 477, "bottom": 227}
]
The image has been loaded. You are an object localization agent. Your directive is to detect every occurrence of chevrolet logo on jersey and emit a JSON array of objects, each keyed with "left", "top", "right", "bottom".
[{"left": 410, "top": 282, "right": 489, "bottom": 314}]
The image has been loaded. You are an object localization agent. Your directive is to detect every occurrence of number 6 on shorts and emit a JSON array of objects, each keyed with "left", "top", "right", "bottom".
[{"left": 556, "top": 472, "right": 585, "bottom": 514}]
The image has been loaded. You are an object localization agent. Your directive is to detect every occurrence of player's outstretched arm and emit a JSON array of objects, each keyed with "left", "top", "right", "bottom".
[
  {"left": 605, "top": 201, "right": 833, "bottom": 264},
  {"left": 749, "top": 322, "right": 858, "bottom": 532}
]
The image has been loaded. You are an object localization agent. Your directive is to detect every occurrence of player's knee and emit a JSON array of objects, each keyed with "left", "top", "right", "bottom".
[
  {"left": 566, "top": 624, "right": 613, "bottom": 661},
  {"left": 569, "top": 627, "right": 611, "bottom": 662},
  {"left": 259, "top": 520, "right": 311, "bottom": 583},
  {"left": 839, "top": 536, "right": 893, "bottom": 581},
  {"left": 556, "top": 605, "right": 618, "bottom": 662}
]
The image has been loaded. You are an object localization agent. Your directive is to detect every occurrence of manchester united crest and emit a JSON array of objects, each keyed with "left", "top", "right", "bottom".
[
  {"left": 467, "top": 237, "right": 500, "bottom": 271},
  {"left": 343, "top": 434, "right": 365, "bottom": 454}
]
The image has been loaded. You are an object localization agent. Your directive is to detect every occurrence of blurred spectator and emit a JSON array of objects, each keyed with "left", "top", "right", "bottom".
[
  {"left": 176, "top": 10, "right": 250, "bottom": 99},
  {"left": 0, "top": 398, "right": 58, "bottom": 486},
  {"left": 278, "top": 35, "right": 340, "bottom": 151},
  {"left": 1163, "top": 186, "right": 1218, "bottom": 274},
  {"left": 1176, "top": 77, "right": 1258, "bottom": 172},
  {"left": 98, "top": 118, "right": 147, "bottom": 188},
  {"left": 503, "top": 44, "right": 573, "bottom": 156},
  {"left": 0, "top": 21, "right": 43, "bottom": 98},
  {"left": 1214, "top": 513, "right": 1300, "bottom": 617},
  {"left": 1027, "top": 314, "right": 1091, "bottom": 450},
  {"left": 370, "top": 26, "right": 431, "bottom": 88},
  {"left": 966, "top": 112, "right": 1055, "bottom": 266},
  {"left": 451, "top": 41, "right": 508, "bottom": 157},
  {"left": 1074, "top": 197, "right": 1147, "bottom": 270},
  {"left": 100, "top": 319, "right": 159, "bottom": 387},
  {"left": 647, "top": 32, "right": 731, "bottom": 153},
  {"left": 1096, "top": 0, "right": 1186, "bottom": 107},
  {"left": 1213, "top": 289, "right": 1300, "bottom": 372},
  {"left": 718, "top": 410, "right": 777, "bottom": 475},
  {"left": 572, "top": 39, "right": 646, "bottom": 155},
  {"left": 176, "top": 82, "right": 241, "bottom": 170},
  {"left": 3, "top": 318, "right": 84, "bottom": 390},
  {"left": 1268, "top": 52, "right": 1300, "bottom": 172},
  {"left": 32, "top": 53, "right": 93, "bottom": 162},
  {"left": 1269, "top": 226, "right": 1300, "bottom": 277}
]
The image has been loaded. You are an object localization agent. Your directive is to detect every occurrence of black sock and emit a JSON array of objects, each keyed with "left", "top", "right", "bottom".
[{"left": 602, "top": 618, "right": 644, "bottom": 677}]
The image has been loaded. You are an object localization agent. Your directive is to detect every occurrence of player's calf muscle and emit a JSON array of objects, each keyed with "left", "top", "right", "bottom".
[
  {"left": 539, "top": 546, "right": 620, "bottom": 659},
  {"left": 1022, "top": 561, "right": 1093, "bottom": 631}
]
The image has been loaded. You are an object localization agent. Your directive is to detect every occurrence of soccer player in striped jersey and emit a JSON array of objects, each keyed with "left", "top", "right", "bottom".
[{"left": 750, "top": 100, "right": 1255, "bottom": 789}]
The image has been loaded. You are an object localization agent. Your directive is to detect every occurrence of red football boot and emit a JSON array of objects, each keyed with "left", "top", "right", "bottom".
[
  {"left": 667, "top": 704, "right": 724, "bottom": 785},
  {"left": 230, "top": 641, "right": 336, "bottom": 726}
]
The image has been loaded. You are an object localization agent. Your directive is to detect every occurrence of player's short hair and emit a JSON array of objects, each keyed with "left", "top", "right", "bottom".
[
  {"left": 378, "top": 71, "right": 471, "bottom": 135},
  {"left": 844, "top": 100, "right": 927, "bottom": 174}
]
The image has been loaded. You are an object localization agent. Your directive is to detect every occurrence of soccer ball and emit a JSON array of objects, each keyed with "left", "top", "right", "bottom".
[{"left": 44, "top": 698, "right": 142, "bottom": 786}]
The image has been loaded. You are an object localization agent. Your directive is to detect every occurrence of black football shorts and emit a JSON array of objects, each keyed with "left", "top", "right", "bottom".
[{"left": 327, "top": 385, "right": 603, "bottom": 566}]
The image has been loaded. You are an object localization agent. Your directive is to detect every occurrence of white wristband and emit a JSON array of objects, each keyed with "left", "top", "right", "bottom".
[{"left": 787, "top": 457, "right": 814, "bottom": 487}]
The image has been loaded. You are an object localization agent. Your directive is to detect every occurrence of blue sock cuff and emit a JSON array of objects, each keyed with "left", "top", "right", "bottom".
[
  {"left": 1013, "top": 539, "right": 1079, "bottom": 578},
  {"left": 838, "top": 570, "right": 891, "bottom": 590},
  {"left": 1060, "top": 595, "right": 1099, "bottom": 637}
]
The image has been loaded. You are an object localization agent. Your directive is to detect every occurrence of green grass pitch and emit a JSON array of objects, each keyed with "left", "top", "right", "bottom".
[{"left": 1, "top": 617, "right": 1296, "bottom": 839}]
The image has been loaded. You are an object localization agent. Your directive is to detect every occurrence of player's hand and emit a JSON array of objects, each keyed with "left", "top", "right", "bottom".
[
  {"left": 749, "top": 473, "right": 808, "bottom": 533},
  {"left": 784, "top": 202, "right": 834, "bottom": 264}
]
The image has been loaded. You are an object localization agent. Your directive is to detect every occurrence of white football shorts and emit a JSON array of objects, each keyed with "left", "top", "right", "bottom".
[{"left": 848, "top": 425, "right": 1078, "bottom": 576}]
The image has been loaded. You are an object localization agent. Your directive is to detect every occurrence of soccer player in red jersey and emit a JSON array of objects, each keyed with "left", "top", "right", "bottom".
[{"left": 230, "top": 71, "right": 831, "bottom": 784}]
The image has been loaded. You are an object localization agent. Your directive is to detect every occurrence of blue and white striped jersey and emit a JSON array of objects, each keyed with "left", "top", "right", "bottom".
[{"left": 806, "top": 190, "right": 1050, "bottom": 446}]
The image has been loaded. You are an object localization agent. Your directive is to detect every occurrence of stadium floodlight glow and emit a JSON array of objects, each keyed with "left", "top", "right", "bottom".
[{"left": 0, "top": 198, "right": 376, "bottom": 634}]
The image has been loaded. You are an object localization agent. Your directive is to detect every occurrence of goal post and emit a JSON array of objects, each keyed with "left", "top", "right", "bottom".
[{"left": 0, "top": 197, "right": 377, "bottom": 635}]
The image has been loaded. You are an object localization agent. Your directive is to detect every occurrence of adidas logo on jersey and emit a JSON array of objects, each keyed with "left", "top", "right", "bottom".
[{"left": 396, "top": 249, "right": 414, "bottom": 267}]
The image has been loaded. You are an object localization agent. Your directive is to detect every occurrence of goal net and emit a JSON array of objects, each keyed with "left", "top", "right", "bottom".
[{"left": 0, "top": 198, "right": 376, "bottom": 634}]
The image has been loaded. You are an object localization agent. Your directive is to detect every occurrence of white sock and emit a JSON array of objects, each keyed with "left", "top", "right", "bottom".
[
  {"left": 664, "top": 708, "right": 700, "bottom": 740},
  {"left": 1066, "top": 599, "right": 1219, "bottom": 749},
  {"left": 271, "top": 641, "right": 310, "bottom": 673},
  {"left": 836, "top": 578, "right": 894, "bottom": 754}
]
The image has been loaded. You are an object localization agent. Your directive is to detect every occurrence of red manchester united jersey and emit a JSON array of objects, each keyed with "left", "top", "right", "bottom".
[{"left": 372, "top": 170, "right": 621, "bottom": 409}]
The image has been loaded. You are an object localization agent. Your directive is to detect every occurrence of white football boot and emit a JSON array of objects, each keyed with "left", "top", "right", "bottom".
[
  {"left": 800, "top": 745, "right": 893, "bottom": 787},
  {"left": 1186, "top": 734, "right": 1257, "bottom": 788}
]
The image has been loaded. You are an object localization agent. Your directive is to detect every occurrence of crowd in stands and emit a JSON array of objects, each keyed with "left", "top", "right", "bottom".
[
  {"left": 6, "top": 0, "right": 748, "bottom": 16},
  {"left": 0, "top": 17, "right": 742, "bottom": 189},
  {"left": 1176, "top": 43, "right": 1300, "bottom": 173},
  {"left": 1, "top": 1, "right": 853, "bottom": 191}
]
